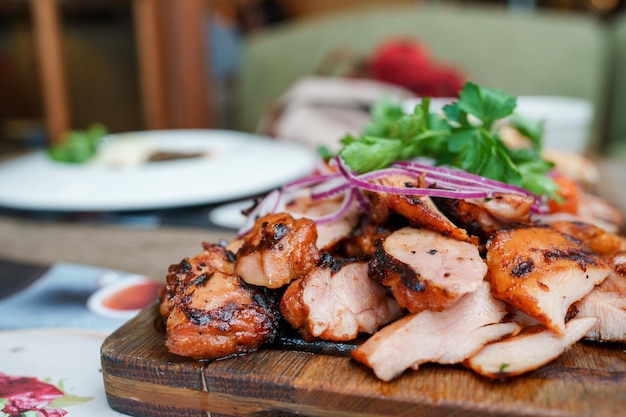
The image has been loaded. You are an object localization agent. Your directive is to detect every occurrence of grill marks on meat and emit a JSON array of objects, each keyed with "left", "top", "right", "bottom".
[
  {"left": 162, "top": 242, "right": 280, "bottom": 360},
  {"left": 548, "top": 220, "right": 626, "bottom": 256},
  {"left": 368, "top": 175, "right": 477, "bottom": 244},
  {"left": 165, "top": 271, "right": 280, "bottom": 359},
  {"left": 465, "top": 317, "right": 597, "bottom": 379},
  {"left": 280, "top": 256, "right": 403, "bottom": 342},
  {"left": 161, "top": 179, "right": 626, "bottom": 380},
  {"left": 370, "top": 227, "right": 487, "bottom": 313},
  {"left": 160, "top": 242, "right": 236, "bottom": 318},
  {"left": 352, "top": 282, "right": 518, "bottom": 381},
  {"left": 486, "top": 224, "right": 611, "bottom": 335},
  {"left": 435, "top": 193, "right": 534, "bottom": 241},
  {"left": 236, "top": 213, "right": 321, "bottom": 289}
]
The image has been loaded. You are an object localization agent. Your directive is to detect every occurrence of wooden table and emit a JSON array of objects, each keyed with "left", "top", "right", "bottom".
[{"left": 0, "top": 216, "right": 236, "bottom": 281}]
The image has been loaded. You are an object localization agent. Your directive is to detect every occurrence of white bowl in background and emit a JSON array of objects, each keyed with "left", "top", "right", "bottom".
[{"left": 514, "top": 96, "right": 593, "bottom": 154}]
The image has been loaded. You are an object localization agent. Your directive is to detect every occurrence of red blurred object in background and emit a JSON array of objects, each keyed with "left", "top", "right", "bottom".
[{"left": 368, "top": 39, "right": 466, "bottom": 97}]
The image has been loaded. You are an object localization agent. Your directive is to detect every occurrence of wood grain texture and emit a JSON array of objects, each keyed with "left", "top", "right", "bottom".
[{"left": 101, "top": 304, "right": 626, "bottom": 417}]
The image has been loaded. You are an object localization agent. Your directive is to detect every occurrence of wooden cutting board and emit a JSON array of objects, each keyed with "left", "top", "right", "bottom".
[{"left": 101, "top": 303, "right": 626, "bottom": 417}]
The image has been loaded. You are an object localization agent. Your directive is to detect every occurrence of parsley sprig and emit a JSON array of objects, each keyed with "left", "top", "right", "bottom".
[
  {"left": 338, "top": 82, "right": 559, "bottom": 199},
  {"left": 46, "top": 123, "right": 108, "bottom": 164}
]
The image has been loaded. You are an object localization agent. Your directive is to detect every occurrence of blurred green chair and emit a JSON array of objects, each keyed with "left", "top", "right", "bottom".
[
  {"left": 236, "top": 3, "right": 611, "bottom": 152},
  {"left": 605, "top": 12, "right": 626, "bottom": 157}
]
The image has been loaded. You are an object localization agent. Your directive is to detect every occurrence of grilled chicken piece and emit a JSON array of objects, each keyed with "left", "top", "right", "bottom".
[
  {"left": 280, "top": 255, "right": 403, "bottom": 341},
  {"left": 577, "top": 192, "right": 624, "bottom": 233},
  {"left": 370, "top": 227, "right": 487, "bottom": 313},
  {"left": 352, "top": 282, "right": 518, "bottom": 381},
  {"left": 341, "top": 221, "right": 394, "bottom": 258},
  {"left": 486, "top": 224, "right": 611, "bottom": 334},
  {"left": 160, "top": 242, "right": 236, "bottom": 318},
  {"left": 548, "top": 220, "right": 626, "bottom": 255},
  {"left": 575, "top": 290, "right": 626, "bottom": 342},
  {"left": 368, "top": 174, "right": 477, "bottom": 244},
  {"left": 482, "top": 193, "right": 535, "bottom": 223},
  {"left": 165, "top": 271, "right": 280, "bottom": 359},
  {"left": 574, "top": 253, "right": 626, "bottom": 342},
  {"left": 465, "top": 317, "right": 597, "bottom": 379},
  {"left": 435, "top": 193, "right": 534, "bottom": 242},
  {"left": 236, "top": 212, "right": 321, "bottom": 288},
  {"left": 285, "top": 193, "right": 360, "bottom": 251}
]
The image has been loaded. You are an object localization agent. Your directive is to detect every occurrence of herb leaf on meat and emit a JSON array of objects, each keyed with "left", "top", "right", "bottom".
[{"left": 338, "top": 81, "right": 557, "bottom": 198}]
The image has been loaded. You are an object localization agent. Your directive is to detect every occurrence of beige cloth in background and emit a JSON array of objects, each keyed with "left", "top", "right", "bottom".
[{"left": 260, "top": 76, "right": 415, "bottom": 152}]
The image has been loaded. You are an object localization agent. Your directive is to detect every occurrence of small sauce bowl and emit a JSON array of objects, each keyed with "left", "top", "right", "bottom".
[{"left": 87, "top": 275, "right": 162, "bottom": 319}]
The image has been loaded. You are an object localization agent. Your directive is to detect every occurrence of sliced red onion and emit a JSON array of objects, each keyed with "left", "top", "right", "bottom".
[
  {"left": 238, "top": 156, "right": 547, "bottom": 234},
  {"left": 311, "top": 176, "right": 351, "bottom": 200},
  {"left": 394, "top": 161, "right": 535, "bottom": 196},
  {"left": 312, "top": 188, "right": 356, "bottom": 225},
  {"left": 237, "top": 188, "right": 283, "bottom": 237},
  {"left": 337, "top": 157, "right": 495, "bottom": 199},
  {"left": 282, "top": 173, "right": 339, "bottom": 193}
]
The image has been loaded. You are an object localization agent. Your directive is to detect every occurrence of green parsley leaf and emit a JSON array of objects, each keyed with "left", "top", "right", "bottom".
[
  {"left": 338, "top": 81, "right": 558, "bottom": 199},
  {"left": 509, "top": 113, "right": 545, "bottom": 150},
  {"left": 340, "top": 135, "right": 405, "bottom": 173},
  {"left": 458, "top": 82, "right": 517, "bottom": 128},
  {"left": 46, "top": 122, "right": 108, "bottom": 164}
]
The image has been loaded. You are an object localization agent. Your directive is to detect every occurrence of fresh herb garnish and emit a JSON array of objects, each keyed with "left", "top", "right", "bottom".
[
  {"left": 338, "top": 82, "right": 558, "bottom": 198},
  {"left": 46, "top": 122, "right": 108, "bottom": 164}
]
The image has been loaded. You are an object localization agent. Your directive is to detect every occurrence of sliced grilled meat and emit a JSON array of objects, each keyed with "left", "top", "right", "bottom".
[
  {"left": 236, "top": 212, "right": 321, "bottom": 288},
  {"left": 486, "top": 224, "right": 611, "bottom": 334},
  {"left": 280, "top": 255, "right": 403, "bottom": 342},
  {"left": 164, "top": 268, "right": 280, "bottom": 359},
  {"left": 352, "top": 282, "right": 517, "bottom": 381},
  {"left": 548, "top": 220, "right": 626, "bottom": 256},
  {"left": 367, "top": 174, "right": 477, "bottom": 244},
  {"left": 465, "top": 317, "right": 597, "bottom": 379},
  {"left": 574, "top": 253, "right": 626, "bottom": 342},
  {"left": 160, "top": 242, "right": 236, "bottom": 318},
  {"left": 434, "top": 193, "right": 534, "bottom": 242},
  {"left": 370, "top": 227, "right": 487, "bottom": 313}
]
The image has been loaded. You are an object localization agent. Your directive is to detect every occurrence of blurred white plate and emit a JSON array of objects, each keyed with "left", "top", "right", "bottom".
[
  {"left": 0, "top": 329, "right": 125, "bottom": 416},
  {"left": 208, "top": 199, "right": 254, "bottom": 230},
  {"left": 0, "top": 129, "right": 318, "bottom": 212}
]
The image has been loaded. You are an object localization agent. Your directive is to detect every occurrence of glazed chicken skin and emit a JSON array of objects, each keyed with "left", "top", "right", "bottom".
[
  {"left": 162, "top": 243, "right": 281, "bottom": 360},
  {"left": 367, "top": 175, "right": 477, "bottom": 244},
  {"left": 160, "top": 242, "right": 236, "bottom": 318},
  {"left": 434, "top": 193, "right": 534, "bottom": 242},
  {"left": 236, "top": 212, "right": 321, "bottom": 289},
  {"left": 280, "top": 254, "right": 403, "bottom": 342},
  {"left": 370, "top": 227, "right": 488, "bottom": 313},
  {"left": 486, "top": 224, "right": 611, "bottom": 334}
]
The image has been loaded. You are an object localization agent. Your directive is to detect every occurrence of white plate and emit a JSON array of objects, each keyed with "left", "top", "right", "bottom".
[
  {"left": 208, "top": 199, "right": 254, "bottom": 230},
  {"left": 0, "top": 328, "right": 126, "bottom": 416},
  {"left": 0, "top": 129, "right": 318, "bottom": 212}
]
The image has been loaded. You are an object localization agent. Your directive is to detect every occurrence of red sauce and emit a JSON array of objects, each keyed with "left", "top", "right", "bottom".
[{"left": 103, "top": 280, "right": 162, "bottom": 311}]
